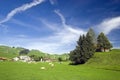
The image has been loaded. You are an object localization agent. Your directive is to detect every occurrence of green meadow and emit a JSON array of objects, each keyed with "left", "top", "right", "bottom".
[
  {"left": 0, "top": 61, "right": 120, "bottom": 80},
  {"left": 0, "top": 49, "right": 120, "bottom": 80}
]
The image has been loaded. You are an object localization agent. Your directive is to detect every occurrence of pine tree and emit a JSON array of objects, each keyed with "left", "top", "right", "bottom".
[
  {"left": 97, "top": 32, "right": 112, "bottom": 52},
  {"left": 86, "top": 32, "right": 96, "bottom": 57},
  {"left": 87, "top": 28, "right": 97, "bottom": 48},
  {"left": 69, "top": 29, "right": 96, "bottom": 65}
]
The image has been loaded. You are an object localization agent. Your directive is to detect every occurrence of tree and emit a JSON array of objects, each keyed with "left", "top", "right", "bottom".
[
  {"left": 19, "top": 49, "right": 30, "bottom": 55},
  {"left": 86, "top": 32, "right": 96, "bottom": 57},
  {"left": 29, "top": 55, "right": 42, "bottom": 61},
  {"left": 58, "top": 57, "right": 62, "bottom": 62},
  {"left": 87, "top": 28, "right": 97, "bottom": 48},
  {"left": 69, "top": 29, "right": 96, "bottom": 65},
  {"left": 97, "top": 32, "right": 112, "bottom": 52}
]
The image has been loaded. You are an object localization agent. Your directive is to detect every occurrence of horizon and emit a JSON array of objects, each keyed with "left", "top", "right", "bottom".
[{"left": 0, "top": 0, "right": 120, "bottom": 54}]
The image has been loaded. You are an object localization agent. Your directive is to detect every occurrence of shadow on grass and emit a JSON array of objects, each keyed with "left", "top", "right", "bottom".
[{"left": 96, "top": 67, "right": 120, "bottom": 72}]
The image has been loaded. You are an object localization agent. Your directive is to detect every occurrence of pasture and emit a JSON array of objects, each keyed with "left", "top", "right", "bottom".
[
  {"left": 0, "top": 49, "right": 120, "bottom": 80},
  {"left": 0, "top": 61, "right": 120, "bottom": 80}
]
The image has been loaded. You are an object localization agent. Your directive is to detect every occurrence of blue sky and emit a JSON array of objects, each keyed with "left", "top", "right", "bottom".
[{"left": 0, "top": 0, "right": 120, "bottom": 54}]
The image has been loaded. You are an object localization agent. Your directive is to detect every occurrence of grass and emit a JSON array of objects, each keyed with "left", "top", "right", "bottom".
[
  {"left": 0, "top": 49, "right": 120, "bottom": 80},
  {"left": 0, "top": 61, "right": 120, "bottom": 80},
  {"left": 86, "top": 49, "right": 120, "bottom": 71},
  {"left": 0, "top": 46, "right": 19, "bottom": 58}
]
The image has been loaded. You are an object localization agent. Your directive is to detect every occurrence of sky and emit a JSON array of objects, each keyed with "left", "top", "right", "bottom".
[{"left": 0, "top": 0, "right": 120, "bottom": 54}]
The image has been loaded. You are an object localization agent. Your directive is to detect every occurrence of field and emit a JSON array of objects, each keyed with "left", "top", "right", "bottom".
[
  {"left": 0, "top": 61, "right": 120, "bottom": 80},
  {"left": 0, "top": 49, "right": 120, "bottom": 80}
]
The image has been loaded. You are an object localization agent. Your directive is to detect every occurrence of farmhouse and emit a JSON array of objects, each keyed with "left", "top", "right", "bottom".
[
  {"left": 96, "top": 48, "right": 111, "bottom": 52},
  {"left": 13, "top": 56, "right": 32, "bottom": 62}
]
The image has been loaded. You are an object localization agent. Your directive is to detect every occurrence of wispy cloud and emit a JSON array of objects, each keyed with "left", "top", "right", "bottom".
[
  {"left": 40, "top": 18, "right": 61, "bottom": 31},
  {"left": 26, "top": 10, "right": 86, "bottom": 53},
  {"left": 49, "top": 0, "right": 57, "bottom": 5},
  {"left": 54, "top": 10, "right": 66, "bottom": 25},
  {"left": 0, "top": 0, "right": 45, "bottom": 24},
  {"left": 29, "top": 10, "right": 86, "bottom": 53},
  {"left": 54, "top": 9, "right": 86, "bottom": 35},
  {"left": 11, "top": 19, "right": 42, "bottom": 32},
  {"left": 1, "top": 10, "right": 86, "bottom": 54},
  {"left": 96, "top": 16, "right": 120, "bottom": 34},
  {"left": 0, "top": 24, "right": 9, "bottom": 34}
]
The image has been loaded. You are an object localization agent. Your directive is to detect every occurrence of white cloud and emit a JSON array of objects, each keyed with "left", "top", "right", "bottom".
[
  {"left": 1, "top": 10, "right": 86, "bottom": 54},
  {"left": 1, "top": 26, "right": 85, "bottom": 54},
  {"left": 27, "top": 10, "right": 86, "bottom": 54},
  {"left": 54, "top": 9, "right": 86, "bottom": 34},
  {"left": 25, "top": 10, "right": 86, "bottom": 54},
  {"left": 0, "top": 9, "right": 86, "bottom": 54},
  {"left": 11, "top": 19, "right": 42, "bottom": 31},
  {"left": 54, "top": 10, "right": 66, "bottom": 25},
  {"left": 2, "top": 30, "right": 79, "bottom": 54},
  {"left": 49, "top": 0, "right": 57, "bottom": 5},
  {"left": 0, "top": 24, "right": 9, "bottom": 34},
  {"left": 0, "top": 0, "right": 45, "bottom": 24},
  {"left": 96, "top": 16, "right": 120, "bottom": 34},
  {"left": 40, "top": 18, "right": 61, "bottom": 31},
  {"left": 17, "top": 35, "right": 28, "bottom": 38}
]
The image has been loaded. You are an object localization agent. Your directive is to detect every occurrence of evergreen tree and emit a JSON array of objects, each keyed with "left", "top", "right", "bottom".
[
  {"left": 87, "top": 28, "right": 97, "bottom": 47},
  {"left": 69, "top": 29, "right": 96, "bottom": 65},
  {"left": 97, "top": 32, "right": 112, "bottom": 52},
  {"left": 86, "top": 33, "right": 96, "bottom": 57}
]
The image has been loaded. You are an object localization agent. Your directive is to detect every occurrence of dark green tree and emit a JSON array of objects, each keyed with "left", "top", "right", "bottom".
[
  {"left": 85, "top": 32, "right": 96, "bottom": 57},
  {"left": 69, "top": 29, "right": 96, "bottom": 65},
  {"left": 29, "top": 55, "right": 43, "bottom": 61},
  {"left": 19, "top": 49, "right": 30, "bottom": 55},
  {"left": 58, "top": 57, "right": 62, "bottom": 62},
  {"left": 97, "top": 32, "right": 112, "bottom": 52}
]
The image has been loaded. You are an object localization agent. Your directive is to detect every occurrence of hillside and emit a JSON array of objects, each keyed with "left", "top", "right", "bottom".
[
  {"left": 86, "top": 49, "right": 120, "bottom": 71},
  {"left": 0, "top": 46, "right": 19, "bottom": 58},
  {"left": 0, "top": 45, "right": 69, "bottom": 60},
  {"left": 0, "top": 45, "right": 46, "bottom": 59},
  {"left": 86, "top": 49, "right": 120, "bottom": 65}
]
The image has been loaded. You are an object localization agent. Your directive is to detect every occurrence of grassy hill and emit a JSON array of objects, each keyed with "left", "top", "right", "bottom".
[
  {"left": 85, "top": 49, "right": 120, "bottom": 71},
  {"left": 0, "top": 45, "right": 69, "bottom": 60},
  {"left": 87, "top": 49, "right": 120, "bottom": 65},
  {"left": 0, "top": 45, "right": 19, "bottom": 58},
  {"left": 28, "top": 50, "right": 46, "bottom": 57},
  {"left": 0, "top": 45, "right": 46, "bottom": 59}
]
